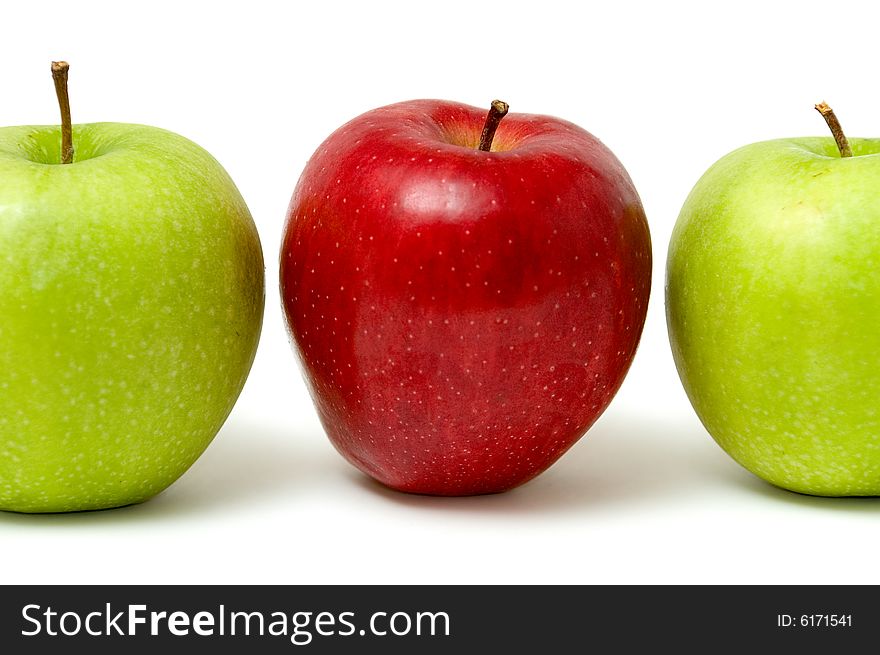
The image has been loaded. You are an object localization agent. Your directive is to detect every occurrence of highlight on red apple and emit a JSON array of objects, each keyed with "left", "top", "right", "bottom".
[{"left": 280, "top": 99, "right": 651, "bottom": 495}]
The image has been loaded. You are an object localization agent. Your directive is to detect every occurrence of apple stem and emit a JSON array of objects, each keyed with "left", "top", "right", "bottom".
[
  {"left": 51, "top": 61, "right": 73, "bottom": 164},
  {"left": 815, "top": 101, "right": 852, "bottom": 158},
  {"left": 478, "top": 100, "right": 509, "bottom": 152}
]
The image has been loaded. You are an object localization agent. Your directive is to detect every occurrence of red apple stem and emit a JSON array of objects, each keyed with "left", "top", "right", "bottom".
[
  {"left": 815, "top": 102, "right": 852, "bottom": 158},
  {"left": 478, "top": 100, "right": 509, "bottom": 152},
  {"left": 51, "top": 61, "right": 73, "bottom": 164}
]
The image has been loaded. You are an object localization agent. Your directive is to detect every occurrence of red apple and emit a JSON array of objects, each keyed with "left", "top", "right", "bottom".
[{"left": 280, "top": 99, "right": 651, "bottom": 495}]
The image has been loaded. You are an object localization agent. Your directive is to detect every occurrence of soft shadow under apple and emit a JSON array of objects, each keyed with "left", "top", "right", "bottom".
[
  {"left": 738, "top": 475, "right": 880, "bottom": 513},
  {"left": 0, "top": 419, "right": 321, "bottom": 526},
  {"left": 350, "top": 411, "right": 746, "bottom": 516}
]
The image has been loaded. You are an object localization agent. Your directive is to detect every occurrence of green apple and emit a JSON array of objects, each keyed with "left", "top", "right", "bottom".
[
  {"left": 667, "top": 106, "right": 880, "bottom": 496},
  {"left": 0, "top": 67, "right": 264, "bottom": 513}
]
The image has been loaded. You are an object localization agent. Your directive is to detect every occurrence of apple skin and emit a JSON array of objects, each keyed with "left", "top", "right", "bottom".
[
  {"left": 0, "top": 123, "right": 264, "bottom": 512},
  {"left": 281, "top": 99, "right": 651, "bottom": 495},
  {"left": 667, "top": 137, "right": 880, "bottom": 496}
]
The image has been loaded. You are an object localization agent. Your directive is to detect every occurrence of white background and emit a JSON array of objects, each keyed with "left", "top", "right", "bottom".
[{"left": 2, "top": 0, "right": 878, "bottom": 584}]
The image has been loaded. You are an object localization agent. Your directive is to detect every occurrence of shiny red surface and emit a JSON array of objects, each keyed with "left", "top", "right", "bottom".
[{"left": 281, "top": 100, "right": 651, "bottom": 495}]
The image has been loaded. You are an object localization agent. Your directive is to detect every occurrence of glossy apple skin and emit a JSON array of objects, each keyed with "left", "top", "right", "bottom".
[
  {"left": 281, "top": 100, "right": 651, "bottom": 495},
  {"left": 668, "top": 137, "right": 880, "bottom": 496}
]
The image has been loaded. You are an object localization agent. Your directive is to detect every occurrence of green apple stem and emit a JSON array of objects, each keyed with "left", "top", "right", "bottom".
[
  {"left": 478, "top": 100, "right": 509, "bottom": 152},
  {"left": 51, "top": 61, "right": 73, "bottom": 164},
  {"left": 815, "top": 102, "right": 852, "bottom": 158}
]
